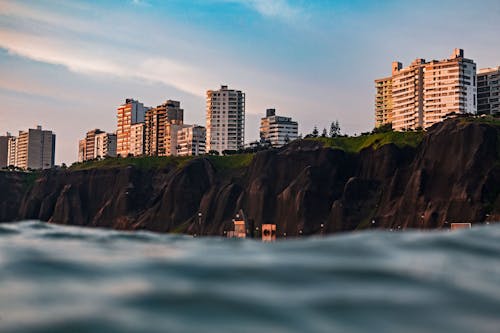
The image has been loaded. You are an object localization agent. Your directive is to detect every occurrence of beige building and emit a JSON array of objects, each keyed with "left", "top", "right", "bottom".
[
  {"left": 94, "top": 132, "right": 117, "bottom": 159},
  {"left": 84, "top": 129, "right": 104, "bottom": 161},
  {"left": 13, "top": 126, "right": 55, "bottom": 170},
  {"left": 259, "top": 109, "right": 298, "bottom": 147},
  {"left": 375, "top": 76, "right": 393, "bottom": 127},
  {"left": 78, "top": 139, "right": 86, "bottom": 163},
  {"left": 117, "top": 98, "right": 149, "bottom": 157},
  {"left": 130, "top": 123, "right": 145, "bottom": 156},
  {"left": 145, "top": 100, "right": 183, "bottom": 156},
  {"left": 206, "top": 85, "right": 245, "bottom": 153},
  {"left": 423, "top": 49, "right": 477, "bottom": 128},
  {"left": 375, "top": 49, "right": 477, "bottom": 131},
  {"left": 176, "top": 125, "right": 206, "bottom": 156},
  {"left": 478, "top": 66, "right": 500, "bottom": 115}
]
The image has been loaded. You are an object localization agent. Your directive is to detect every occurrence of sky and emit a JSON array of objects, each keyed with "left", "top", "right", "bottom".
[{"left": 1, "top": 0, "right": 500, "bottom": 164}]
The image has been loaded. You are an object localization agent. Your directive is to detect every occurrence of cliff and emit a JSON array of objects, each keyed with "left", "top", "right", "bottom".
[{"left": 1, "top": 118, "right": 499, "bottom": 236}]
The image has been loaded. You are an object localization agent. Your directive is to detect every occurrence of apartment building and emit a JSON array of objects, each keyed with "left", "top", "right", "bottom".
[
  {"left": 375, "top": 49, "right": 477, "bottom": 131},
  {"left": 78, "top": 129, "right": 117, "bottom": 162},
  {"left": 84, "top": 129, "right": 104, "bottom": 161},
  {"left": 117, "top": 98, "right": 149, "bottom": 157},
  {"left": 7, "top": 136, "right": 17, "bottom": 167},
  {"left": 145, "top": 100, "right": 183, "bottom": 156},
  {"left": 130, "top": 123, "right": 145, "bottom": 156},
  {"left": 0, "top": 133, "right": 13, "bottom": 168},
  {"left": 12, "top": 126, "right": 56, "bottom": 170},
  {"left": 423, "top": 48, "right": 477, "bottom": 128},
  {"left": 206, "top": 85, "right": 245, "bottom": 153},
  {"left": 78, "top": 139, "right": 86, "bottom": 163},
  {"left": 259, "top": 109, "right": 298, "bottom": 147},
  {"left": 375, "top": 76, "right": 393, "bottom": 127},
  {"left": 478, "top": 67, "right": 500, "bottom": 115},
  {"left": 176, "top": 125, "right": 206, "bottom": 156},
  {"left": 94, "top": 132, "right": 117, "bottom": 159}
]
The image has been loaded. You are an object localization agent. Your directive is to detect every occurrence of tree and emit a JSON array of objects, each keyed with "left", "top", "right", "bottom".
[
  {"left": 312, "top": 126, "right": 319, "bottom": 138},
  {"left": 329, "top": 120, "right": 341, "bottom": 137},
  {"left": 321, "top": 128, "right": 327, "bottom": 137}
]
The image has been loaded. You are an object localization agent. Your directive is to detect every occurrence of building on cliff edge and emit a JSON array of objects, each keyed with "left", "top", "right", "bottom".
[
  {"left": 78, "top": 129, "right": 117, "bottom": 162},
  {"left": 259, "top": 108, "right": 298, "bottom": 147},
  {"left": 375, "top": 48, "right": 477, "bottom": 131},
  {"left": 478, "top": 67, "right": 500, "bottom": 115},
  {"left": 5, "top": 126, "right": 56, "bottom": 170}
]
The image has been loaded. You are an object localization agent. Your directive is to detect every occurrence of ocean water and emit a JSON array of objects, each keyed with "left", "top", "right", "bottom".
[{"left": 1, "top": 221, "right": 500, "bottom": 333}]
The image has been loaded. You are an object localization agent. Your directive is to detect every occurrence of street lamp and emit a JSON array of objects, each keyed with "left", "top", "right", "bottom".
[{"left": 198, "top": 212, "right": 202, "bottom": 236}]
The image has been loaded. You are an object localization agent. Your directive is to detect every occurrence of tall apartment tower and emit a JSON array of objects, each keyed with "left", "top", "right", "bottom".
[
  {"left": 84, "top": 129, "right": 104, "bottom": 161},
  {"left": 260, "top": 109, "right": 298, "bottom": 147},
  {"left": 477, "top": 66, "right": 500, "bottom": 115},
  {"left": 0, "top": 132, "right": 13, "bottom": 168},
  {"left": 117, "top": 98, "right": 148, "bottom": 157},
  {"left": 94, "top": 133, "right": 117, "bottom": 159},
  {"left": 7, "top": 136, "right": 17, "bottom": 167},
  {"left": 176, "top": 125, "right": 206, "bottom": 156},
  {"left": 423, "top": 48, "right": 477, "bottom": 128},
  {"left": 145, "top": 100, "right": 183, "bottom": 156},
  {"left": 375, "top": 49, "right": 477, "bottom": 131},
  {"left": 130, "top": 123, "right": 145, "bottom": 156},
  {"left": 15, "top": 126, "right": 55, "bottom": 170},
  {"left": 206, "top": 85, "right": 245, "bottom": 153},
  {"left": 78, "top": 139, "right": 86, "bottom": 163}
]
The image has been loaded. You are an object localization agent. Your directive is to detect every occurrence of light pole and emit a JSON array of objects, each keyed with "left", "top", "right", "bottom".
[{"left": 198, "top": 212, "right": 202, "bottom": 236}]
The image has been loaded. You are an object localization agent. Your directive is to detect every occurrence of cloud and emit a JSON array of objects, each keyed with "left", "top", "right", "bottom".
[{"left": 224, "top": 0, "right": 301, "bottom": 20}]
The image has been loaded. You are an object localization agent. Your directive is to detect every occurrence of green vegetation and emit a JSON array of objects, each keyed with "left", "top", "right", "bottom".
[
  {"left": 69, "top": 153, "right": 255, "bottom": 172},
  {"left": 308, "top": 130, "right": 424, "bottom": 153},
  {"left": 70, "top": 155, "right": 195, "bottom": 171},
  {"left": 460, "top": 114, "right": 500, "bottom": 126},
  {"left": 207, "top": 154, "right": 254, "bottom": 170}
]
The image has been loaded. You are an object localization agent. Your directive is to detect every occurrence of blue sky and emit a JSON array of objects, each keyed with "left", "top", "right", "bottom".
[{"left": 1, "top": 0, "right": 500, "bottom": 164}]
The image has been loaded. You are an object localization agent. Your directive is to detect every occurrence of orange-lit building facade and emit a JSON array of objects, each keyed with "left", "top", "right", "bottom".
[{"left": 116, "top": 99, "right": 148, "bottom": 157}]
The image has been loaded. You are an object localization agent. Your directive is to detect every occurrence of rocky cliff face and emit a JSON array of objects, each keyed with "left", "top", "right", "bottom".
[{"left": 1, "top": 119, "right": 499, "bottom": 236}]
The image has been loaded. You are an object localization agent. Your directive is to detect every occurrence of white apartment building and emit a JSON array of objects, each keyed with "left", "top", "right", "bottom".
[
  {"left": 117, "top": 98, "right": 149, "bottom": 157},
  {"left": 176, "top": 125, "right": 206, "bottom": 156},
  {"left": 423, "top": 49, "right": 477, "bottom": 128},
  {"left": 7, "top": 136, "right": 17, "bottom": 167},
  {"left": 478, "top": 67, "right": 500, "bottom": 115},
  {"left": 375, "top": 49, "right": 477, "bottom": 131},
  {"left": 130, "top": 123, "right": 145, "bottom": 156},
  {"left": 94, "top": 132, "right": 117, "bottom": 159},
  {"left": 12, "top": 126, "right": 56, "bottom": 170},
  {"left": 206, "top": 85, "right": 245, "bottom": 153},
  {"left": 259, "top": 109, "right": 298, "bottom": 147}
]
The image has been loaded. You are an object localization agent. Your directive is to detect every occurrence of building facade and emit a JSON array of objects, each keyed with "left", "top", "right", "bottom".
[
  {"left": 117, "top": 98, "right": 148, "bottom": 157},
  {"left": 145, "top": 100, "right": 183, "bottom": 156},
  {"left": 0, "top": 133, "right": 13, "bottom": 168},
  {"left": 78, "top": 139, "right": 86, "bottom": 163},
  {"left": 85, "top": 129, "right": 104, "bottom": 161},
  {"left": 94, "top": 133, "right": 117, "bottom": 159},
  {"left": 206, "top": 85, "right": 245, "bottom": 153},
  {"left": 129, "top": 123, "right": 145, "bottom": 156},
  {"left": 7, "top": 136, "right": 17, "bottom": 167},
  {"left": 478, "top": 67, "right": 500, "bottom": 115},
  {"left": 176, "top": 125, "right": 206, "bottom": 156},
  {"left": 422, "top": 48, "right": 477, "bottom": 128},
  {"left": 12, "top": 126, "right": 55, "bottom": 170},
  {"left": 375, "top": 49, "right": 477, "bottom": 131},
  {"left": 259, "top": 109, "right": 298, "bottom": 147}
]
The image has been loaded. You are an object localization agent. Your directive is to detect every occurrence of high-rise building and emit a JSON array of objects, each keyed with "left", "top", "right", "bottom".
[
  {"left": 206, "top": 85, "right": 245, "bottom": 153},
  {"left": 176, "top": 125, "right": 206, "bottom": 156},
  {"left": 375, "top": 49, "right": 477, "bottom": 131},
  {"left": 130, "top": 123, "right": 145, "bottom": 156},
  {"left": 392, "top": 59, "right": 425, "bottom": 131},
  {"left": 14, "top": 126, "right": 55, "bottom": 170},
  {"left": 478, "top": 66, "right": 500, "bottom": 115},
  {"left": 259, "top": 109, "right": 298, "bottom": 147},
  {"left": 7, "top": 136, "right": 17, "bottom": 167},
  {"left": 117, "top": 98, "right": 149, "bottom": 157},
  {"left": 85, "top": 129, "right": 104, "bottom": 161},
  {"left": 423, "top": 48, "right": 477, "bottom": 128},
  {"left": 94, "top": 133, "right": 117, "bottom": 159},
  {"left": 0, "top": 132, "right": 13, "bottom": 168},
  {"left": 375, "top": 76, "right": 393, "bottom": 128},
  {"left": 145, "top": 100, "right": 183, "bottom": 156},
  {"left": 78, "top": 139, "right": 86, "bottom": 163}
]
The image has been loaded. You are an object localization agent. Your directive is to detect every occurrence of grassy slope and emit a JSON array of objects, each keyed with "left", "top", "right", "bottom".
[
  {"left": 69, "top": 154, "right": 255, "bottom": 171},
  {"left": 309, "top": 131, "right": 424, "bottom": 153}
]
